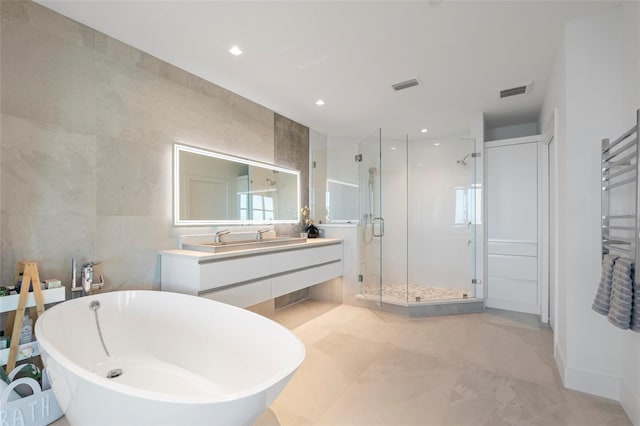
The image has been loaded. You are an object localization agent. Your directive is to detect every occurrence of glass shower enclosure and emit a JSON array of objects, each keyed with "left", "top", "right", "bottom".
[{"left": 358, "top": 130, "right": 481, "bottom": 307}]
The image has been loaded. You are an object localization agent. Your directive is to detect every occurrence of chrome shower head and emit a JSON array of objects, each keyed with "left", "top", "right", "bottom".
[{"left": 457, "top": 154, "right": 471, "bottom": 166}]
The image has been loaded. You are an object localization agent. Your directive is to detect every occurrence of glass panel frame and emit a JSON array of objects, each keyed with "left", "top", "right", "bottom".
[{"left": 357, "top": 129, "right": 383, "bottom": 306}]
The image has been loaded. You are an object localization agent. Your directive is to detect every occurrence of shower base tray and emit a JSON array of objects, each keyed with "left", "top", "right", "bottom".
[
  {"left": 360, "top": 283, "right": 471, "bottom": 302},
  {"left": 357, "top": 284, "right": 484, "bottom": 317}
]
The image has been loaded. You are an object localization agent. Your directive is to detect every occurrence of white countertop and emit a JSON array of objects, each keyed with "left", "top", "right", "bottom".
[{"left": 160, "top": 237, "right": 342, "bottom": 262}]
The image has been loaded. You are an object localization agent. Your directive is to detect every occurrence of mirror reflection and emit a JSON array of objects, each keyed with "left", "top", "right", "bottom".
[{"left": 174, "top": 144, "right": 300, "bottom": 225}]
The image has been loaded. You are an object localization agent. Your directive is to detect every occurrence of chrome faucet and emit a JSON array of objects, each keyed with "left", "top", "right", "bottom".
[
  {"left": 71, "top": 259, "right": 104, "bottom": 296},
  {"left": 82, "top": 261, "right": 103, "bottom": 295},
  {"left": 214, "top": 229, "right": 230, "bottom": 243},
  {"left": 256, "top": 228, "right": 271, "bottom": 240},
  {"left": 71, "top": 258, "right": 81, "bottom": 294}
]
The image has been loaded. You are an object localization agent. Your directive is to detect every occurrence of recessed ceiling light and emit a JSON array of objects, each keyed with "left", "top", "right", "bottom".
[
  {"left": 421, "top": 128, "right": 429, "bottom": 133},
  {"left": 315, "top": 99, "right": 325, "bottom": 106},
  {"left": 434, "top": 143, "right": 440, "bottom": 146},
  {"left": 229, "top": 46, "right": 243, "bottom": 56},
  {"left": 390, "top": 147, "right": 397, "bottom": 150}
]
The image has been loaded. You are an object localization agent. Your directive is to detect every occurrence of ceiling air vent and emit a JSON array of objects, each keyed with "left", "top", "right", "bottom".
[
  {"left": 499, "top": 81, "right": 533, "bottom": 99},
  {"left": 392, "top": 78, "right": 420, "bottom": 92}
]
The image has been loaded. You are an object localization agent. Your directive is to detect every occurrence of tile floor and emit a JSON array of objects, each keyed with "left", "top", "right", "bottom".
[
  {"left": 50, "top": 300, "right": 632, "bottom": 426},
  {"left": 255, "top": 300, "right": 632, "bottom": 426}
]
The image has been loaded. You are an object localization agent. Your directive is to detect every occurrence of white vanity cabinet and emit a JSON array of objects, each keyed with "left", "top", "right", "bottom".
[{"left": 160, "top": 239, "right": 343, "bottom": 308}]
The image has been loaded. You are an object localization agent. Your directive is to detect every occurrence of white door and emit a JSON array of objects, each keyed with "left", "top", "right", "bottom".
[{"left": 486, "top": 137, "right": 540, "bottom": 315}]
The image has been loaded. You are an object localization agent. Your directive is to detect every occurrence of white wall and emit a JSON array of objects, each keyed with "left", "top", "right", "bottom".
[
  {"left": 317, "top": 224, "right": 359, "bottom": 305},
  {"left": 540, "top": 4, "right": 639, "bottom": 422},
  {"left": 309, "top": 129, "right": 328, "bottom": 220},
  {"left": 310, "top": 133, "right": 361, "bottom": 224},
  {"left": 619, "top": 2, "right": 640, "bottom": 423}
]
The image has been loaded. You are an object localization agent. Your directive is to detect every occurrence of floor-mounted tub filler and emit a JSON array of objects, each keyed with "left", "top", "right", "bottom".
[{"left": 35, "top": 290, "right": 305, "bottom": 426}]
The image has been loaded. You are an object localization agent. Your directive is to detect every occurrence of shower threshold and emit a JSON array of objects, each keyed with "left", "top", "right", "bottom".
[
  {"left": 360, "top": 283, "right": 472, "bottom": 301},
  {"left": 356, "top": 293, "right": 484, "bottom": 317}
]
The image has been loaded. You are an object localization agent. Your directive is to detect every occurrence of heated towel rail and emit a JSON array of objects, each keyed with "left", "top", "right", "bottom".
[{"left": 601, "top": 109, "right": 640, "bottom": 266}]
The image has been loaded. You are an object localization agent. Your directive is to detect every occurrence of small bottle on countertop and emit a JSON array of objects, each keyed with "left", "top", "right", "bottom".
[
  {"left": 0, "top": 332, "right": 9, "bottom": 350},
  {"left": 19, "top": 313, "right": 33, "bottom": 345}
]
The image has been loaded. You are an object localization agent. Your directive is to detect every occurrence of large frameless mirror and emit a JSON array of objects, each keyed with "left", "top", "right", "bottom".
[{"left": 174, "top": 144, "right": 300, "bottom": 225}]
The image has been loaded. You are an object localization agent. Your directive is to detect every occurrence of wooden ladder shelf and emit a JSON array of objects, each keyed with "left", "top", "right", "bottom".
[{"left": 4, "top": 261, "right": 45, "bottom": 373}]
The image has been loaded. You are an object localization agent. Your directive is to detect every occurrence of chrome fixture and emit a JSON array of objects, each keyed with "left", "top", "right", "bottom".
[
  {"left": 367, "top": 167, "right": 377, "bottom": 222},
  {"left": 256, "top": 229, "right": 271, "bottom": 240},
  {"left": 457, "top": 152, "right": 481, "bottom": 166},
  {"left": 363, "top": 166, "right": 378, "bottom": 243},
  {"left": 457, "top": 154, "right": 471, "bottom": 166},
  {"left": 71, "top": 258, "right": 80, "bottom": 293},
  {"left": 107, "top": 369, "right": 122, "bottom": 379},
  {"left": 71, "top": 259, "right": 104, "bottom": 297},
  {"left": 82, "top": 261, "right": 104, "bottom": 295},
  {"left": 89, "top": 300, "right": 110, "bottom": 357},
  {"left": 368, "top": 167, "right": 377, "bottom": 185},
  {"left": 391, "top": 77, "right": 420, "bottom": 91},
  {"left": 214, "top": 229, "right": 230, "bottom": 243}
]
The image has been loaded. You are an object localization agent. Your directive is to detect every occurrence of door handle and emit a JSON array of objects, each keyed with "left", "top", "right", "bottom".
[{"left": 373, "top": 217, "right": 384, "bottom": 237}]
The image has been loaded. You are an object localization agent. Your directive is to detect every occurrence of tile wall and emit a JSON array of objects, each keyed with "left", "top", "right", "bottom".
[{"left": 0, "top": 1, "right": 309, "bottom": 291}]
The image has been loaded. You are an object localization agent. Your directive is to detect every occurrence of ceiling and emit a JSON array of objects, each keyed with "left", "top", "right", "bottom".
[{"left": 37, "top": 0, "right": 617, "bottom": 140}]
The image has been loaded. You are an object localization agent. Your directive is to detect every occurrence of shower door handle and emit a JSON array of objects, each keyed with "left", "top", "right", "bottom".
[{"left": 373, "top": 217, "right": 385, "bottom": 237}]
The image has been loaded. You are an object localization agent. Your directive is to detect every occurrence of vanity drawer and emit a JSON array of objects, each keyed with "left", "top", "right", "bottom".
[
  {"left": 315, "top": 243, "right": 342, "bottom": 264},
  {"left": 271, "top": 268, "right": 315, "bottom": 298},
  {"left": 201, "top": 279, "right": 271, "bottom": 308},
  {"left": 271, "top": 247, "right": 315, "bottom": 274},
  {"left": 313, "top": 261, "right": 343, "bottom": 284},
  {"left": 271, "top": 260, "right": 342, "bottom": 298},
  {"left": 200, "top": 255, "right": 271, "bottom": 291}
]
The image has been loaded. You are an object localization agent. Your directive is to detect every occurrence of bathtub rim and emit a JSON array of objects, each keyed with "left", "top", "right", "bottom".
[{"left": 35, "top": 290, "right": 306, "bottom": 404}]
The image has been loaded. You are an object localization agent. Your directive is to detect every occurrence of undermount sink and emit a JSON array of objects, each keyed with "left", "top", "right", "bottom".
[{"left": 181, "top": 237, "right": 306, "bottom": 253}]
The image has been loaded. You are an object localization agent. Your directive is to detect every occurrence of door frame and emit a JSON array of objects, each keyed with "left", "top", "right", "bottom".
[
  {"left": 541, "top": 109, "right": 558, "bottom": 327},
  {"left": 540, "top": 136, "right": 550, "bottom": 324}
]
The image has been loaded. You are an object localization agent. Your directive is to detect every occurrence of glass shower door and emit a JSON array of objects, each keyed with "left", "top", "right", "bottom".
[
  {"left": 357, "top": 131, "right": 479, "bottom": 307},
  {"left": 357, "top": 129, "right": 383, "bottom": 305},
  {"left": 406, "top": 136, "right": 478, "bottom": 302},
  {"left": 379, "top": 135, "right": 409, "bottom": 304}
]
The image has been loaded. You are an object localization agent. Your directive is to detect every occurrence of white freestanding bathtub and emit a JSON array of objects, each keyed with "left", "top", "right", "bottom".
[{"left": 35, "top": 290, "right": 305, "bottom": 426}]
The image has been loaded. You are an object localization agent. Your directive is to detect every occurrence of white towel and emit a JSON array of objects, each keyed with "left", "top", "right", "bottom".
[
  {"left": 607, "top": 258, "right": 634, "bottom": 330},
  {"left": 592, "top": 254, "right": 618, "bottom": 316}
]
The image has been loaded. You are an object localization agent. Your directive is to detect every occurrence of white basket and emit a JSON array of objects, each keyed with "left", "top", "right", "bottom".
[{"left": 1, "top": 367, "right": 63, "bottom": 426}]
